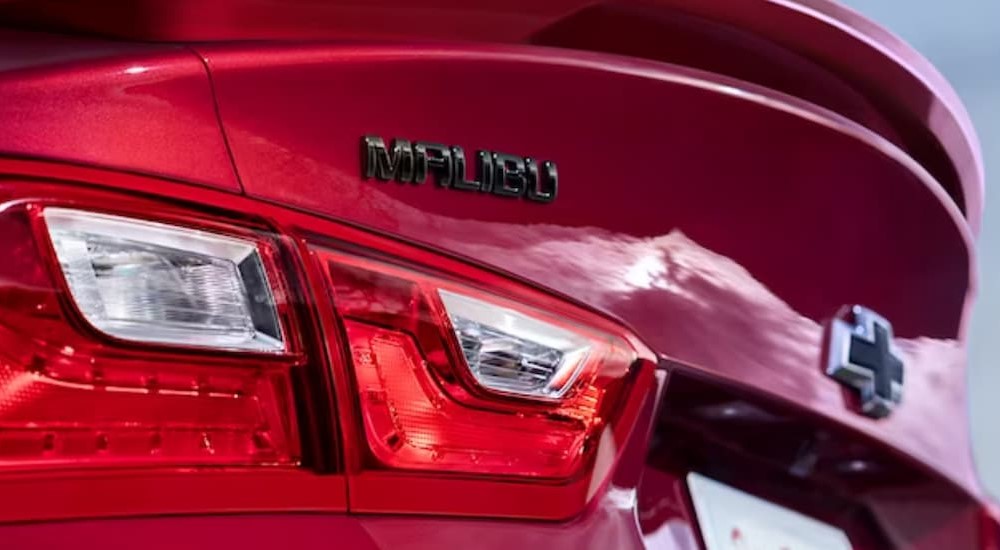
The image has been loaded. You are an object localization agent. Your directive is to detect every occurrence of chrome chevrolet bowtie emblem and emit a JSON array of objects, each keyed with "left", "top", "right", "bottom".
[{"left": 826, "top": 306, "right": 904, "bottom": 418}]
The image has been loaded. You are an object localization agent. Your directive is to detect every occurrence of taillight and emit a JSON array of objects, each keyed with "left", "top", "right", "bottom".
[
  {"left": 0, "top": 200, "right": 300, "bottom": 468},
  {"left": 318, "top": 249, "right": 648, "bottom": 481},
  {"left": 0, "top": 174, "right": 655, "bottom": 521}
]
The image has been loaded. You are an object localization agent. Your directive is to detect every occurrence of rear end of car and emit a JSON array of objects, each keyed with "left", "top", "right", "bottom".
[{"left": 0, "top": 1, "right": 995, "bottom": 548}]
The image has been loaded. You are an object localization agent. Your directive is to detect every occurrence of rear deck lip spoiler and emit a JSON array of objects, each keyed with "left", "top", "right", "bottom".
[{"left": 0, "top": 0, "right": 983, "bottom": 235}]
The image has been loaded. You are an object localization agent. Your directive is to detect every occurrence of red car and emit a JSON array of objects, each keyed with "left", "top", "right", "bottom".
[{"left": 0, "top": 1, "right": 994, "bottom": 548}]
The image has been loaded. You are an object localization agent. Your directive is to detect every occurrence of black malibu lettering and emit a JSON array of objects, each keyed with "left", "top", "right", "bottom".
[
  {"left": 413, "top": 142, "right": 453, "bottom": 187},
  {"left": 361, "top": 136, "right": 556, "bottom": 203},
  {"left": 362, "top": 136, "right": 414, "bottom": 182},
  {"left": 476, "top": 150, "right": 494, "bottom": 193},
  {"left": 527, "top": 160, "right": 558, "bottom": 203},
  {"left": 450, "top": 146, "right": 482, "bottom": 191},
  {"left": 490, "top": 152, "right": 527, "bottom": 198}
]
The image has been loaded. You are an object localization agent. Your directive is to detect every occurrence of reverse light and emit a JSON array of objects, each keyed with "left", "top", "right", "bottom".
[
  {"left": 439, "top": 289, "right": 590, "bottom": 399},
  {"left": 320, "top": 250, "right": 642, "bottom": 479},
  {"left": 43, "top": 208, "right": 283, "bottom": 352}
]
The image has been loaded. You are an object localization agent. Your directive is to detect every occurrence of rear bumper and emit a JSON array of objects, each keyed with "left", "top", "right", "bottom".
[{"left": 0, "top": 506, "right": 649, "bottom": 550}]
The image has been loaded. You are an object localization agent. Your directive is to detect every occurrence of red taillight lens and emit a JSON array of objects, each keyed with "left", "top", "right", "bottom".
[
  {"left": 0, "top": 201, "right": 300, "bottom": 468},
  {"left": 319, "top": 249, "right": 642, "bottom": 479}
]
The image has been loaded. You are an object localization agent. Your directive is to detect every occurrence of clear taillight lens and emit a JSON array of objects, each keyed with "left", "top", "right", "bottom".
[
  {"left": 43, "top": 208, "right": 283, "bottom": 352},
  {"left": 439, "top": 289, "right": 591, "bottom": 399}
]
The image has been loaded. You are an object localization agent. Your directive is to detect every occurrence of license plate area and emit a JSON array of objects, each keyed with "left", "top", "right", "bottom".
[{"left": 688, "top": 473, "right": 853, "bottom": 550}]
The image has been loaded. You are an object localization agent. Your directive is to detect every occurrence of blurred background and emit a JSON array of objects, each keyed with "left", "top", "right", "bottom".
[{"left": 839, "top": 0, "right": 999, "bottom": 498}]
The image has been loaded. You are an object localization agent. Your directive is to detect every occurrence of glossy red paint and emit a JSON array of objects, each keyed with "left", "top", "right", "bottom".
[
  {"left": 533, "top": 0, "right": 985, "bottom": 233},
  {"left": 0, "top": 490, "right": 652, "bottom": 550},
  {"left": 0, "top": 1, "right": 992, "bottom": 548},
  {"left": 0, "top": 31, "right": 239, "bottom": 191}
]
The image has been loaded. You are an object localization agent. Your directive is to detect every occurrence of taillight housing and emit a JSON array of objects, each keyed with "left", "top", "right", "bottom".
[
  {"left": 0, "top": 172, "right": 656, "bottom": 522},
  {"left": 317, "top": 248, "right": 651, "bottom": 483},
  {"left": 0, "top": 197, "right": 302, "bottom": 469}
]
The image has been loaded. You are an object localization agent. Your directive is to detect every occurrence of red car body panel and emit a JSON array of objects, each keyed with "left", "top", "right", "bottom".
[
  {"left": 0, "top": 504, "right": 649, "bottom": 550},
  {"left": 0, "top": 0, "right": 992, "bottom": 548},
  {"left": 0, "top": 32, "right": 239, "bottom": 191}
]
